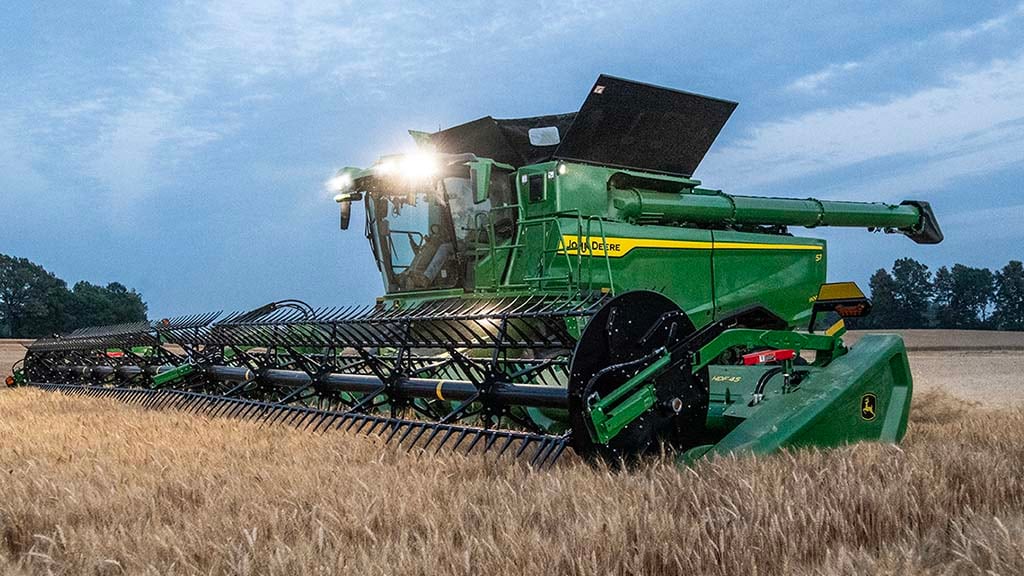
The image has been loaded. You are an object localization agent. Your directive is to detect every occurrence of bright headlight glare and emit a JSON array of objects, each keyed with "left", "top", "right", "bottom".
[
  {"left": 399, "top": 153, "right": 438, "bottom": 179},
  {"left": 375, "top": 159, "right": 398, "bottom": 175},
  {"left": 326, "top": 173, "right": 353, "bottom": 192}
]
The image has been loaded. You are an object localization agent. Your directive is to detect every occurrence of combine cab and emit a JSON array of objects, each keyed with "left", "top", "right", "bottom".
[{"left": 19, "top": 76, "right": 942, "bottom": 465}]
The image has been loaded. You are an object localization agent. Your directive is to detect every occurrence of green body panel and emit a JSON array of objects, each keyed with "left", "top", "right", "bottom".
[
  {"left": 709, "top": 230, "right": 824, "bottom": 328},
  {"left": 695, "top": 334, "right": 912, "bottom": 460},
  {"left": 501, "top": 214, "right": 824, "bottom": 328},
  {"left": 359, "top": 160, "right": 927, "bottom": 334}
]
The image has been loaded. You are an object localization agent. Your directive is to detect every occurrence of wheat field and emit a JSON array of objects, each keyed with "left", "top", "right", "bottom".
[{"left": 0, "top": 385, "right": 1022, "bottom": 576}]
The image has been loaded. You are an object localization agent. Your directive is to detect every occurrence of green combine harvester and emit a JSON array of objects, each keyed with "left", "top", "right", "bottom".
[{"left": 15, "top": 76, "right": 942, "bottom": 465}]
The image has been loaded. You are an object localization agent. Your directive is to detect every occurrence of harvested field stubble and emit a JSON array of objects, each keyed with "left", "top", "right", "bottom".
[{"left": 1, "top": 388, "right": 1023, "bottom": 575}]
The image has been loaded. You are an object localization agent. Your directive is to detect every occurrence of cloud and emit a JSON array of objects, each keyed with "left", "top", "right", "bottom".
[
  {"left": 0, "top": 114, "right": 48, "bottom": 197},
  {"left": 786, "top": 4, "right": 1024, "bottom": 96},
  {"left": 701, "top": 52, "right": 1024, "bottom": 197},
  {"left": 786, "top": 61, "right": 861, "bottom": 93},
  {"left": 942, "top": 3, "right": 1024, "bottom": 43},
  {"left": 53, "top": 0, "right": 639, "bottom": 203}
]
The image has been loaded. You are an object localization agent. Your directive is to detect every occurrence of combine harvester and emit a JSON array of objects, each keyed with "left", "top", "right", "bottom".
[{"left": 14, "top": 76, "right": 942, "bottom": 466}]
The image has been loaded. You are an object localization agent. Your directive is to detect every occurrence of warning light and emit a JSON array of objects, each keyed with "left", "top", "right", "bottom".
[{"left": 742, "top": 349, "right": 796, "bottom": 366}]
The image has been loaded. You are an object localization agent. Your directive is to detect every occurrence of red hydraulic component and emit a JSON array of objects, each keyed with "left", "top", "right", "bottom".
[{"left": 742, "top": 349, "right": 796, "bottom": 366}]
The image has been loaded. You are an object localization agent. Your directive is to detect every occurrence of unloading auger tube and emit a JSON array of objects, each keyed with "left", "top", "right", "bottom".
[{"left": 16, "top": 74, "right": 937, "bottom": 466}]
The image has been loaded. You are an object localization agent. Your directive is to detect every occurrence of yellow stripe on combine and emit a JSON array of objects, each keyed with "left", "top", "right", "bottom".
[
  {"left": 557, "top": 236, "right": 823, "bottom": 258},
  {"left": 712, "top": 241, "right": 822, "bottom": 251},
  {"left": 825, "top": 318, "right": 846, "bottom": 337}
]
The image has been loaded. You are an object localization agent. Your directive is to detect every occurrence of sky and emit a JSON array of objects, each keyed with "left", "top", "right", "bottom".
[{"left": 2, "top": 1, "right": 1023, "bottom": 318}]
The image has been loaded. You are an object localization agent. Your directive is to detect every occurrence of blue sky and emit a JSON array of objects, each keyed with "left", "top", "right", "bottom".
[{"left": 2, "top": 1, "right": 1023, "bottom": 317}]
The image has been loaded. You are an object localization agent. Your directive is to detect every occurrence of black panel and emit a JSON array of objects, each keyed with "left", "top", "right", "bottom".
[
  {"left": 429, "top": 114, "right": 576, "bottom": 167},
  {"left": 554, "top": 75, "right": 737, "bottom": 177},
  {"left": 528, "top": 174, "right": 545, "bottom": 203},
  {"left": 430, "top": 117, "right": 522, "bottom": 167}
]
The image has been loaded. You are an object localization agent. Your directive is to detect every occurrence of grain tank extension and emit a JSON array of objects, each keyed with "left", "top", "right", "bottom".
[{"left": 17, "top": 76, "right": 942, "bottom": 465}]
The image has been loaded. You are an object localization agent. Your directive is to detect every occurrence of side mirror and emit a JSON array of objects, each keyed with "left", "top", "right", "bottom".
[
  {"left": 339, "top": 200, "right": 352, "bottom": 230},
  {"left": 334, "top": 191, "right": 362, "bottom": 231},
  {"left": 470, "top": 162, "right": 492, "bottom": 204}
]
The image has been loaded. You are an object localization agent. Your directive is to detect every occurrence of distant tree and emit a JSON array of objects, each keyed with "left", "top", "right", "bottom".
[
  {"left": 65, "top": 281, "right": 148, "bottom": 329},
  {"left": 993, "top": 260, "right": 1024, "bottom": 331},
  {"left": 889, "top": 258, "right": 933, "bottom": 328},
  {"left": 0, "top": 254, "right": 69, "bottom": 338},
  {"left": 0, "top": 253, "right": 148, "bottom": 337},
  {"left": 932, "top": 264, "right": 994, "bottom": 329},
  {"left": 860, "top": 268, "right": 899, "bottom": 329},
  {"left": 931, "top": 266, "right": 953, "bottom": 327}
]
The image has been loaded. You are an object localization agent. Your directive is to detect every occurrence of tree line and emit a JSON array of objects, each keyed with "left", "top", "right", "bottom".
[
  {"left": 0, "top": 254, "right": 148, "bottom": 338},
  {"left": 852, "top": 258, "right": 1024, "bottom": 330}
]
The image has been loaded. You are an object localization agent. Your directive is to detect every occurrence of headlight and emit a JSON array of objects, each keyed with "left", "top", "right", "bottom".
[
  {"left": 399, "top": 152, "right": 438, "bottom": 179},
  {"left": 325, "top": 172, "right": 353, "bottom": 192},
  {"left": 374, "top": 153, "right": 438, "bottom": 180}
]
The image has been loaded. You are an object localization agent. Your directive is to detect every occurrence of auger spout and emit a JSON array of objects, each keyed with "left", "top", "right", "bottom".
[{"left": 610, "top": 189, "right": 943, "bottom": 244}]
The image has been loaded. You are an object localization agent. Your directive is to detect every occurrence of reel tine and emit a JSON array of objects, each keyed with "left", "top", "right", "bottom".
[
  {"left": 264, "top": 405, "right": 286, "bottom": 427},
  {"left": 140, "top": 390, "right": 160, "bottom": 408},
  {"left": 263, "top": 405, "right": 290, "bottom": 426},
  {"left": 411, "top": 422, "right": 437, "bottom": 449},
  {"left": 482, "top": 432, "right": 502, "bottom": 455},
  {"left": 257, "top": 405, "right": 279, "bottom": 426},
  {"left": 449, "top": 429, "right": 472, "bottom": 452},
  {"left": 544, "top": 438, "right": 570, "bottom": 468},
  {"left": 212, "top": 398, "right": 236, "bottom": 418},
  {"left": 241, "top": 402, "right": 265, "bottom": 421},
  {"left": 153, "top": 391, "right": 174, "bottom": 410},
  {"left": 365, "top": 415, "right": 389, "bottom": 434},
  {"left": 495, "top": 434, "right": 517, "bottom": 459},
  {"left": 345, "top": 414, "right": 366, "bottom": 432},
  {"left": 304, "top": 412, "right": 329, "bottom": 432},
  {"left": 384, "top": 421, "right": 407, "bottom": 444},
  {"left": 311, "top": 412, "right": 339, "bottom": 433},
  {"left": 433, "top": 428, "right": 457, "bottom": 454},
  {"left": 529, "top": 437, "right": 553, "bottom": 467},
  {"left": 419, "top": 422, "right": 444, "bottom": 448},
  {"left": 533, "top": 437, "right": 562, "bottom": 468},
  {"left": 514, "top": 437, "right": 534, "bottom": 459},
  {"left": 293, "top": 409, "right": 317, "bottom": 429},
  {"left": 330, "top": 413, "right": 352, "bottom": 431},
  {"left": 398, "top": 422, "right": 421, "bottom": 446},
  {"left": 463, "top": 430, "right": 485, "bottom": 454},
  {"left": 356, "top": 416, "right": 377, "bottom": 435},
  {"left": 225, "top": 400, "right": 248, "bottom": 419}
]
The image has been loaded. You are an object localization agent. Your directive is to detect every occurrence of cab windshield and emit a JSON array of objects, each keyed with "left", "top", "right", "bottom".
[{"left": 367, "top": 177, "right": 466, "bottom": 292}]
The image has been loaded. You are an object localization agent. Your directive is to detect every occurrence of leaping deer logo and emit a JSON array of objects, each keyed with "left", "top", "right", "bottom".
[{"left": 861, "top": 394, "right": 877, "bottom": 421}]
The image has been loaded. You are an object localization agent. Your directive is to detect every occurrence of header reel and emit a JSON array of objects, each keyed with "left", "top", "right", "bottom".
[{"left": 20, "top": 282, "right": 912, "bottom": 468}]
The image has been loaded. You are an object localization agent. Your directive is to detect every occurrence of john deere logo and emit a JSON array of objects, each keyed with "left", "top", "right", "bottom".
[{"left": 861, "top": 393, "right": 877, "bottom": 421}]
